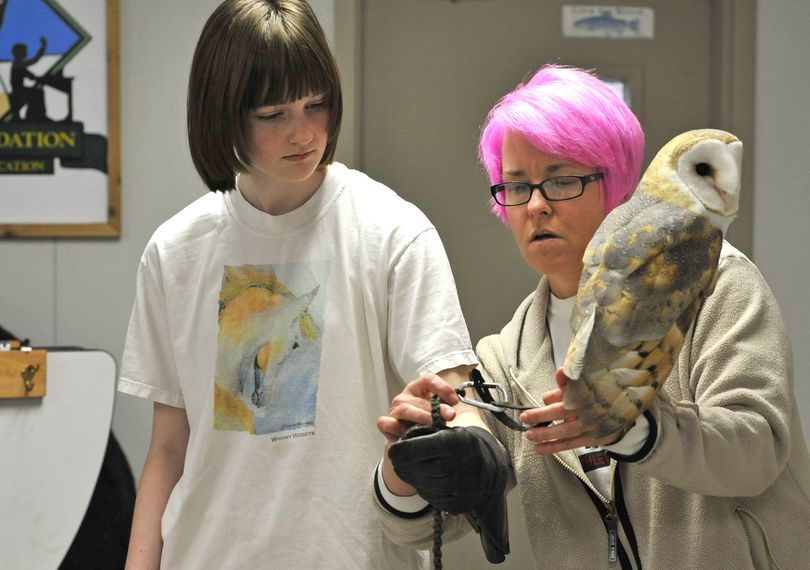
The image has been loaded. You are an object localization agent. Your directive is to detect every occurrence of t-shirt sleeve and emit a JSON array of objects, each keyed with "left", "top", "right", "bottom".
[
  {"left": 118, "top": 243, "right": 185, "bottom": 408},
  {"left": 385, "top": 228, "right": 477, "bottom": 383}
]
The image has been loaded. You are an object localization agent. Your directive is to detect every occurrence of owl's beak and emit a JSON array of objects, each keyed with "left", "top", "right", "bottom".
[{"left": 716, "top": 188, "right": 738, "bottom": 214}]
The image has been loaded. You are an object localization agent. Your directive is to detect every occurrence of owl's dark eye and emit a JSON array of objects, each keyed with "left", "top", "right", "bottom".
[{"left": 695, "top": 163, "right": 711, "bottom": 176}]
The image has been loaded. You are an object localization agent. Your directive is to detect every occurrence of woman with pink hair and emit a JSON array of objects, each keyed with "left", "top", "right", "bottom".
[
  {"left": 479, "top": 65, "right": 644, "bottom": 220},
  {"left": 373, "top": 65, "right": 809, "bottom": 569}
]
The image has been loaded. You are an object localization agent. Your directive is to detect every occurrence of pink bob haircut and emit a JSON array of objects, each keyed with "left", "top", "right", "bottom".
[{"left": 479, "top": 65, "right": 645, "bottom": 223}]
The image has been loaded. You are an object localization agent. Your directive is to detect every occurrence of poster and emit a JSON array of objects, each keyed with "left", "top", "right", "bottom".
[{"left": 0, "top": 0, "right": 120, "bottom": 237}]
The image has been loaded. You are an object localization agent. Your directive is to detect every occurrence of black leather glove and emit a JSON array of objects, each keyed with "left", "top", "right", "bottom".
[{"left": 388, "top": 424, "right": 511, "bottom": 563}]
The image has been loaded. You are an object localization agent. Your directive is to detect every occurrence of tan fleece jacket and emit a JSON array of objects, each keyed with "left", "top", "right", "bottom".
[{"left": 374, "top": 243, "right": 810, "bottom": 569}]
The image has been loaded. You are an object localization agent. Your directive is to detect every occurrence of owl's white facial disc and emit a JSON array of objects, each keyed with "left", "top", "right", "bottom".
[{"left": 677, "top": 138, "right": 742, "bottom": 232}]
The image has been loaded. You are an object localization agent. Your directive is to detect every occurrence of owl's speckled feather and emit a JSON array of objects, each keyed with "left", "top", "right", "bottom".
[{"left": 562, "top": 129, "right": 742, "bottom": 438}]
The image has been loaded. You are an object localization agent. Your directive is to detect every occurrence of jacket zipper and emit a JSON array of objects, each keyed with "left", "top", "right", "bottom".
[
  {"left": 508, "top": 367, "right": 631, "bottom": 564},
  {"left": 605, "top": 500, "right": 618, "bottom": 563},
  {"left": 553, "top": 453, "right": 621, "bottom": 565}
]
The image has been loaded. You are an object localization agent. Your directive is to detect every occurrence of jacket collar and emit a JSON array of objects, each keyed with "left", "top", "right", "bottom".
[{"left": 477, "top": 277, "right": 585, "bottom": 472}]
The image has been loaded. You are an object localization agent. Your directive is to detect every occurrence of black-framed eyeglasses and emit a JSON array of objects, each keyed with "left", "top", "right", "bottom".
[{"left": 490, "top": 172, "right": 604, "bottom": 206}]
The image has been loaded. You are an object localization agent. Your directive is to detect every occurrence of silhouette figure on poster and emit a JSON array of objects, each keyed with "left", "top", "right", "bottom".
[{"left": 9, "top": 36, "right": 48, "bottom": 122}]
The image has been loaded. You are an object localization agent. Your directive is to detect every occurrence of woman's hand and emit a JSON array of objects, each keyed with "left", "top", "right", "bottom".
[
  {"left": 521, "top": 369, "right": 625, "bottom": 453},
  {"left": 377, "top": 373, "right": 460, "bottom": 443}
]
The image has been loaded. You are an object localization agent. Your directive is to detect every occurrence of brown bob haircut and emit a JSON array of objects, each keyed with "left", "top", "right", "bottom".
[{"left": 187, "top": 0, "right": 343, "bottom": 191}]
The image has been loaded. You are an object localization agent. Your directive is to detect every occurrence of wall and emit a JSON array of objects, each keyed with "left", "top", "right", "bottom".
[
  {"left": 753, "top": 0, "right": 810, "bottom": 436},
  {"left": 0, "top": 0, "right": 806, "bottom": 540}
]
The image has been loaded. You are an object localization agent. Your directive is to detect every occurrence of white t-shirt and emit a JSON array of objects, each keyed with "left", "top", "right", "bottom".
[{"left": 119, "top": 163, "right": 477, "bottom": 569}]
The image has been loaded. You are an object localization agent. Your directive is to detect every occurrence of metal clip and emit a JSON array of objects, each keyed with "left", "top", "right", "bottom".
[
  {"left": 455, "top": 377, "right": 550, "bottom": 431},
  {"left": 21, "top": 364, "right": 40, "bottom": 393},
  {"left": 455, "top": 380, "right": 513, "bottom": 413}
]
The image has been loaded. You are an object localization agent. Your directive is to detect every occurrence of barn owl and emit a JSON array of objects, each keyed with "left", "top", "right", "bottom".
[{"left": 562, "top": 129, "right": 743, "bottom": 439}]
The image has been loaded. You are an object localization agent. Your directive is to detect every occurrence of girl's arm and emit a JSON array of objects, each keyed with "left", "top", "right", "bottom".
[{"left": 125, "top": 402, "right": 189, "bottom": 570}]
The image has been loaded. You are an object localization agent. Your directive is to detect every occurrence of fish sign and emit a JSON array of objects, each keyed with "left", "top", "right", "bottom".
[{"left": 562, "top": 6, "right": 654, "bottom": 39}]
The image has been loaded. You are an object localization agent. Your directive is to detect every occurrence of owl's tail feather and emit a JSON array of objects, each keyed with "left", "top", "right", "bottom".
[
  {"left": 563, "top": 309, "right": 596, "bottom": 381},
  {"left": 566, "top": 366, "right": 656, "bottom": 439}
]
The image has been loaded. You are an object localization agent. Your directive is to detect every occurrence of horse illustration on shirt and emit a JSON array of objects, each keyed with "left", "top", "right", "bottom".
[{"left": 214, "top": 264, "right": 322, "bottom": 435}]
